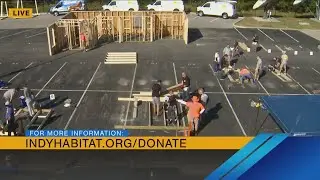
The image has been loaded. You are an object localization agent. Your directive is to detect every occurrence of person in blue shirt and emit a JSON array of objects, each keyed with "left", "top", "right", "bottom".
[{"left": 4, "top": 102, "right": 17, "bottom": 136}]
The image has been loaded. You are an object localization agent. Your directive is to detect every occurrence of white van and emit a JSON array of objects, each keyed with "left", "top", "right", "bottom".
[
  {"left": 102, "top": 0, "right": 139, "bottom": 11},
  {"left": 147, "top": 0, "right": 184, "bottom": 12},
  {"left": 50, "top": 0, "right": 86, "bottom": 16},
  {"left": 197, "top": 1, "right": 236, "bottom": 19}
]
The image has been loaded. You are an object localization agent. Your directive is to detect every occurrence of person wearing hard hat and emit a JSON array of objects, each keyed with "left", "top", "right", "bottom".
[{"left": 177, "top": 95, "right": 205, "bottom": 135}]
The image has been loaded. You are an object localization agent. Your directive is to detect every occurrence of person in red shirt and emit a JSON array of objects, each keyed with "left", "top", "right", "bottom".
[
  {"left": 177, "top": 96, "right": 205, "bottom": 135},
  {"left": 239, "top": 67, "right": 253, "bottom": 84},
  {"left": 80, "top": 32, "right": 87, "bottom": 52}
]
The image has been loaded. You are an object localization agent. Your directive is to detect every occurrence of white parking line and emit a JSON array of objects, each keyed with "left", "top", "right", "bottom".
[
  {"left": 25, "top": 31, "right": 46, "bottom": 38},
  {"left": 312, "top": 68, "right": 320, "bottom": 75},
  {"left": 259, "top": 44, "right": 268, "bottom": 52},
  {"left": 64, "top": 62, "right": 101, "bottom": 130},
  {"left": 275, "top": 45, "right": 284, "bottom": 52},
  {"left": 257, "top": 28, "right": 274, "bottom": 41},
  {"left": 123, "top": 63, "right": 138, "bottom": 127},
  {"left": 172, "top": 62, "right": 186, "bottom": 127},
  {"left": 8, "top": 62, "right": 33, "bottom": 83},
  {"left": 209, "top": 64, "right": 247, "bottom": 136},
  {"left": 280, "top": 29, "right": 299, "bottom": 43},
  {"left": 210, "top": 18, "right": 218, "bottom": 22},
  {"left": 35, "top": 62, "right": 67, "bottom": 97},
  {"left": 234, "top": 27, "right": 248, "bottom": 40},
  {"left": 192, "top": 16, "right": 199, "bottom": 20},
  {"left": 0, "top": 29, "right": 34, "bottom": 40},
  {"left": 286, "top": 73, "right": 311, "bottom": 94}
]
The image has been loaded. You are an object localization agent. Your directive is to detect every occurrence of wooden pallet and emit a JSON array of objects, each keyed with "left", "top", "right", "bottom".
[{"left": 105, "top": 52, "right": 137, "bottom": 64}]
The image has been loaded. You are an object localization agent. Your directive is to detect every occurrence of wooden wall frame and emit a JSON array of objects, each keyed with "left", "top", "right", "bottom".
[{"left": 47, "top": 11, "right": 188, "bottom": 56}]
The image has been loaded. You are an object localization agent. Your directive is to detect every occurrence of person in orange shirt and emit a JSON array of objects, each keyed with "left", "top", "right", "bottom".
[
  {"left": 239, "top": 67, "right": 253, "bottom": 84},
  {"left": 177, "top": 96, "right": 205, "bottom": 135}
]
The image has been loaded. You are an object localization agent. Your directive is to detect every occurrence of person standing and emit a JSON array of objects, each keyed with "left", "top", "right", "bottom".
[
  {"left": 181, "top": 72, "right": 191, "bottom": 100},
  {"left": 252, "top": 34, "right": 259, "bottom": 45},
  {"left": 151, "top": 80, "right": 162, "bottom": 116},
  {"left": 198, "top": 88, "right": 209, "bottom": 108},
  {"left": 4, "top": 102, "right": 17, "bottom": 136},
  {"left": 254, "top": 56, "right": 263, "bottom": 80},
  {"left": 23, "top": 85, "right": 35, "bottom": 117},
  {"left": 223, "top": 45, "right": 232, "bottom": 67},
  {"left": 279, "top": 51, "right": 288, "bottom": 75},
  {"left": 214, "top": 52, "right": 221, "bottom": 72},
  {"left": 80, "top": 32, "right": 87, "bottom": 52},
  {"left": 177, "top": 96, "right": 205, "bottom": 136}
]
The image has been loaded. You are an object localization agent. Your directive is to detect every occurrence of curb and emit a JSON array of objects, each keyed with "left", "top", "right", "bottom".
[{"left": 232, "top": 17, "right": 320, "bottom": 31}]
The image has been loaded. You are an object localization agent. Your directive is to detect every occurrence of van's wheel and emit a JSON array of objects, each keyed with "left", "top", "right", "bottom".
[
  {"left": 129, "top": 8, "right": 134, "bottom": 11},
  {"left": 149, "top": 9, "right": 155, "bottom": 11},
  {"left": 198, "top": 11, "right": 204, "bottom": 17},
  {"left": 173, "top": 9, "right": 179, "bottom": 11},
  {"left": 222, "top": 13, "right": 228, "bottom": 19},
  {"left": 105, "top": 9, "right": 110, "bottom": 11},
  {"left": 53, "top": 11, "right": 59, "bottom": 16}
]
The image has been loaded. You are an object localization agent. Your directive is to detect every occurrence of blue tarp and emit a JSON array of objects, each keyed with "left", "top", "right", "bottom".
[{"left": 260, "top": 95, "right": 320, "bottom": 136}]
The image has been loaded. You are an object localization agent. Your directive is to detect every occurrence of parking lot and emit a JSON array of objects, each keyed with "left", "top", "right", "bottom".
[{"left": 1, "top": 15, "right": 320, "bottom": 137}]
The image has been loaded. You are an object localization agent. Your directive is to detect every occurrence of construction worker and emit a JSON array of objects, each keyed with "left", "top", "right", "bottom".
[
  {"left": 3, "top": 87, "right": 19, "bottom": 106},
  {"left": 252, "top": 34, "right": 259, "bottom": 45},
  {"left": 223, "top": 45, "right": 232, "bottom": 67},
  {"left": 4, "top": 102, "right": 17, "bottom": 136},
  {"left": 254, "top": 56, "right": 263, "bottom": 80},
  {"left": 23, "top": 85, "right": 35, "bottom": 117},
  {"left": 80, "top": 32, "right": 87, "bottom": 52},
  {"left": 177, "top": 96, "right": 205, "bottom": 135},
  {"left": 213, "top": 52, "right": 221, "bottom": 72},
  {"left": 239, "top": 67, "right": 253, "bottom": 84},
  {"left": 181, "top": 72, "right": 190, "bottom": 100},
  {"left": 164, "top": 91, "right": 178, "bottom": 124},
  {"left": 232, "top": 40, "right": 239, "bottom": 57},
  {"left": 279, "top": 51, "right": 288, "bottom": 75},
  {"left": 198, "top": 88, "right": 209, "bottom": 108},
  {"left": 151, "top": 80, "right": 162, "bottom": 116},
  {"left": 268, "top": 56, "right": 282, "bottom": 72}
]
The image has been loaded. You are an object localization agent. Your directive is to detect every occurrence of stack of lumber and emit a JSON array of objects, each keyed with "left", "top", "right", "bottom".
[
  {"left": 105, "top": 52, "right": 137, "bottom": 64},
  {"left": 239, "top": 42, "right": 248, "bottom": 51}
]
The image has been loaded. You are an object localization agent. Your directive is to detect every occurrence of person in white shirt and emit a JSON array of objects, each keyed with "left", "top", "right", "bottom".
[
  {"left": 3, "top": 87, "right": 19, "bottom": 105},
  {"left": 23, "top": 85, "right": 35, "bottom": 116},
  {"left": 255, "top": 56, "right": 263, "bottom": 80},
  {"left": 214, "top": 52, "right": 221, "bottom": 72}
]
